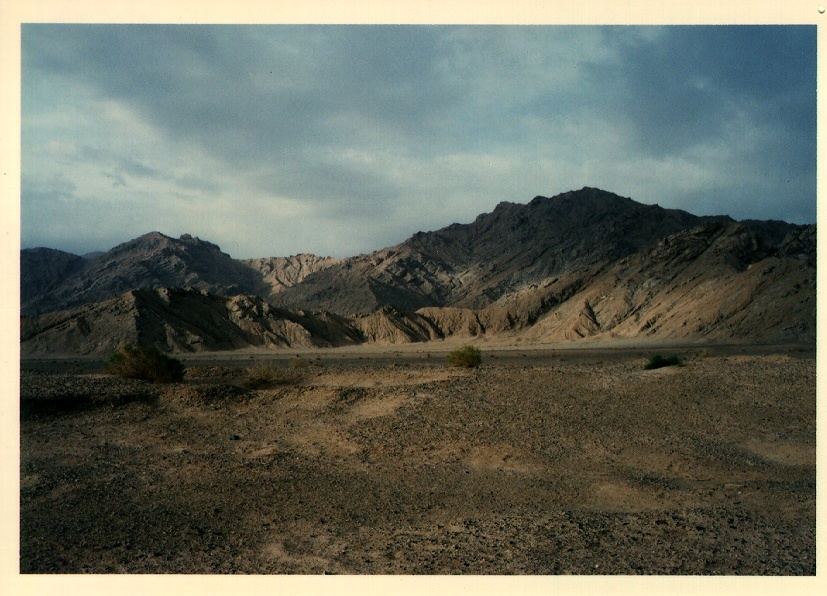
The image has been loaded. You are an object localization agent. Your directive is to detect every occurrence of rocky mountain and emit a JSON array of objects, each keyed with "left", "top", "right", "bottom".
[
  {"left": 21, "top": 233, "right": 341, "bottom": 317},
  {"left": 21, "top": 222, "right": 815, "bottom": 355},
  {"left": 515, "top": 220, "right": 816, "bottom": 343},
  {"left": 22, "top": 188, "right": 724, "bottom": 317},
  {"left": 21, "top": 232, "right": 261, "bottom": 316},
  {"left": 270, "top": 188, "right": 728, "bottom": 315},
  {"left": 20, "top": 248, "right": 87, "bottom": 305},
  {"left": 21, "top": 288, "right": 362, "bottom": 355}
]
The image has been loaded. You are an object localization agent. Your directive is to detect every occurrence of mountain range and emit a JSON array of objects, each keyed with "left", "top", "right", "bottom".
[{"left": 20, "top": 187, "right": 816, "bottom": 355}]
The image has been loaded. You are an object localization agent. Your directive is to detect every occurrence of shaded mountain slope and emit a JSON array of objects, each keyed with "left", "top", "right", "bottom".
[
  {"left": 20, "top": 248, "right": 87, "bottom": 305},
  {"left": 475, "top": 221, "right": 816, "bottom": 344},
  {"left": 21, "top": 287, "right": 363, "bottom": 355},
  {"left": 20, "top": 286, "right": 449, "bottom": 356},
  {"left": 20, "top": 220, "right": 815, "bottom": 356},
  {"left": 272, "top": 188, "right": 727, "bottom": 315},
  {"left": 21, "top": 232, "right": 270, "bottom": 316}
]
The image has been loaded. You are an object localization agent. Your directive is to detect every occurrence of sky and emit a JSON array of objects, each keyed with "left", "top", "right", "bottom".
[{"left": 21, "top": 25, "right": 816, "bottom": 259}]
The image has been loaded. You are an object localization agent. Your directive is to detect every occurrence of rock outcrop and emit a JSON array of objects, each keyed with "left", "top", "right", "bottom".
[{"left": 242, "top": 254, "right": 341, "bottom": 300}]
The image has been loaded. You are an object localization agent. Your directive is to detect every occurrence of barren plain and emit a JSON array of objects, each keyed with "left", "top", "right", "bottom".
[{"left": 19, "top": 343, "right": 815, "bottom": 575}]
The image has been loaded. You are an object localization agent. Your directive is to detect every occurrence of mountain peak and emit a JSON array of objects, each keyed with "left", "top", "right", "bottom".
[
  {"left": 21, "top": 229, "right": 261, "bottom": 315},
  {"left": 273, "top": 189, "right": 721, "bottom": 314},
  {"left": 106, "top": 231, "right": 225, "bottom": 258}
]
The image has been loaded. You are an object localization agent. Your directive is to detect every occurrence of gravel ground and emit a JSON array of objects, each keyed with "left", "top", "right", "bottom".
[{"left": 19, "top": 350, "right": 816, "bottom": 575}]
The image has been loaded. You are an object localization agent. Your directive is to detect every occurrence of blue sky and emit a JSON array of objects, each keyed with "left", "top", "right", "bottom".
[{"left": 21, "top": 25, "right": 816, "bottom": 259}]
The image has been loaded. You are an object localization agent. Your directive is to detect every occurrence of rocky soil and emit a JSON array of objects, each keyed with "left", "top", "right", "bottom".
[{"left": 19, "top": 347, "right": 815, "bottom": 574}]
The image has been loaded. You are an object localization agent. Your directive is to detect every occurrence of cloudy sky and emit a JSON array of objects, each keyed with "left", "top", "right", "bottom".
[{"left": 21, "top": 25, "right": 816, "bottom": 259}]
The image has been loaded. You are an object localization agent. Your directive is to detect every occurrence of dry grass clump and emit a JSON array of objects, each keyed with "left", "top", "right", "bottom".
[
  {"left": 106, "top": 344, "right": 184, "bottom": 384},
  {"left": 447, "top": 345, "right": 482, "bottom": 368},
  {"left": 289, "top": 356, "right": 311, "bottom": 369}
]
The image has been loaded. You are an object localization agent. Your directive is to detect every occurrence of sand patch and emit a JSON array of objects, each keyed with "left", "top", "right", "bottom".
[
  {"left": 349, "top": 394, "right": 406, "bottom": 420},
  {"left": 590, "top": 481, "right": 665, "bottom": 511},
  {"left": 742, "top": 438, "right": 815, "bottom": 467},
  {"left": 248, "top": 445, "right": 278, "bottom": 459},
  {"left": 260, "top": 537, "right": 342, "bottom": 573},
  {"left": 640, "top": 365, "right": 685, "bottom": 376},
  {"left": 308, "top": 368, "right": 465, "bottom": 389},
  {"left": 288, "top": 422, "right": 361, "bottom": 457},
  {"left": 278, "top": 387, "right": 338, "bottom": 410},
  {"left": 464, "top": 445, "right": 544, "bottom": 475}
]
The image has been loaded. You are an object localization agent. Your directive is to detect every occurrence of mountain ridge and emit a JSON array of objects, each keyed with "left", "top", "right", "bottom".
[
  {"left": 20, "top": 188, "right": 816, "bottom": 354},
  {"left": 271, "top": 187, "right": 734, "bottom": 314}
]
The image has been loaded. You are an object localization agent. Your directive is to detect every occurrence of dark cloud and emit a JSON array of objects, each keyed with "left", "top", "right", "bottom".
[
  {"left": 590, "top": 26, "right": 816, "bottom": 156},
  {"left": 21, "top": 25, "right": 816, "bottom": 258}
]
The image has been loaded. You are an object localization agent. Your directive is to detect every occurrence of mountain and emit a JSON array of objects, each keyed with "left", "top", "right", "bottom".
[
  {"left": 271, "top": 188, "right": 728, "bottom": 315},
  {"left": 20, "top": 188, "right": 816, "bottom": 355},
  {"left": 20, "top": 220, "right": 814, "bottom": 356},
  {"left": 514, "top": 220, "right": 816, "bottom": 343},
  {"left": 20, "top": 287, "right": 439, "bottom": 355},
  {"left": 21, "top": 232, "right": 259, "bottom": 316},
  {"left": 19, "top": 188, "right": 726, "bottom": 316},
  {"left": 21, "top": 233, "right": 341, "bottom": 317},
  {"left": 20, "top": 248, "right": 87, "bottom": 306}
]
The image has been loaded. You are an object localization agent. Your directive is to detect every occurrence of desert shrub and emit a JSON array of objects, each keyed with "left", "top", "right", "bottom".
[
  {"left": 447, "top": 345, "right": 482, "bottom": 368},
  {"left": 644, "top": 354, "right": 684, "bottom": 370},
  {"left": 289, "top": 356, "right": 311, "bottom": 369},
  {"left": 106, "top": 344, "right": 184, "bottom": 383},
  {"left": 244, "top": 361, "right": 301, "bottom": 389}
]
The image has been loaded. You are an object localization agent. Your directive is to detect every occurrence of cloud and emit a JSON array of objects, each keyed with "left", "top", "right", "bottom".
[{"left": 21, "top": 25, "right": 816, "bottom": 259}]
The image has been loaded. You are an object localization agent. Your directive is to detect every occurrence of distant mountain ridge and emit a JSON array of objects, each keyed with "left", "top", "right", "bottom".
[
  {"left": 270, "top": 187, "right": 731, "bottom": 314},
  {"left": 20, "top": 188, "right": 816, "bottom": 354},
  {"left": 21, "top": 232, "right": 335, "bottom": 316}
]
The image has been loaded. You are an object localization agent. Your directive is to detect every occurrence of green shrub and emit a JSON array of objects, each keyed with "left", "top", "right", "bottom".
[
  {"left": 645, "top": 354, "right": 684, "bottom": 370},
  {"left": 244, "top": 361, "right": 300, "bottom": 389},
  {"left": 447, "top": 345, "right": 482, "bottom": 368},
  {"left": 106, "top": 344, "right": 184, "bottom": 383}
]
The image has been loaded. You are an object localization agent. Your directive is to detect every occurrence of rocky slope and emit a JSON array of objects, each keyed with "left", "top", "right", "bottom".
[
  {"left": 21, "top": 188, "right": 723, "bottom": 317},
  {"left": 518, "top": 221, "right": 816, "bottom": 343},
  {"left": 20, "top": 221, "right": 816, "bottom": 355},
  {"left": 20, "top": 248, "right": 87, "bottom": 305},
  {"left": 271, "top": 187, "right": 727, "bottom": 315},
  {"left": 21, "top": 287, "right": 364, "bottom": 355},
  {"left": 21, "top": 232, "right": 271, "bottom": 316},
  {"left": 242, "top": 254, "right": 341, "bottom": 298},
  {"left": 20, "top": 188, "right": 816, "bottom": 354}
]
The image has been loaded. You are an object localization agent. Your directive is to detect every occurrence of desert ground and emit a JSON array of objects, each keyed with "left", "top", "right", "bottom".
[{"left": 19, "top": 342, "right": 815, "bottom": 574}]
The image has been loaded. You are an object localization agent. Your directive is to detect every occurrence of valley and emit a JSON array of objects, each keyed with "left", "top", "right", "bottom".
[{"left": 20, "top": 345, "right": 816, "bottom": 574}]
